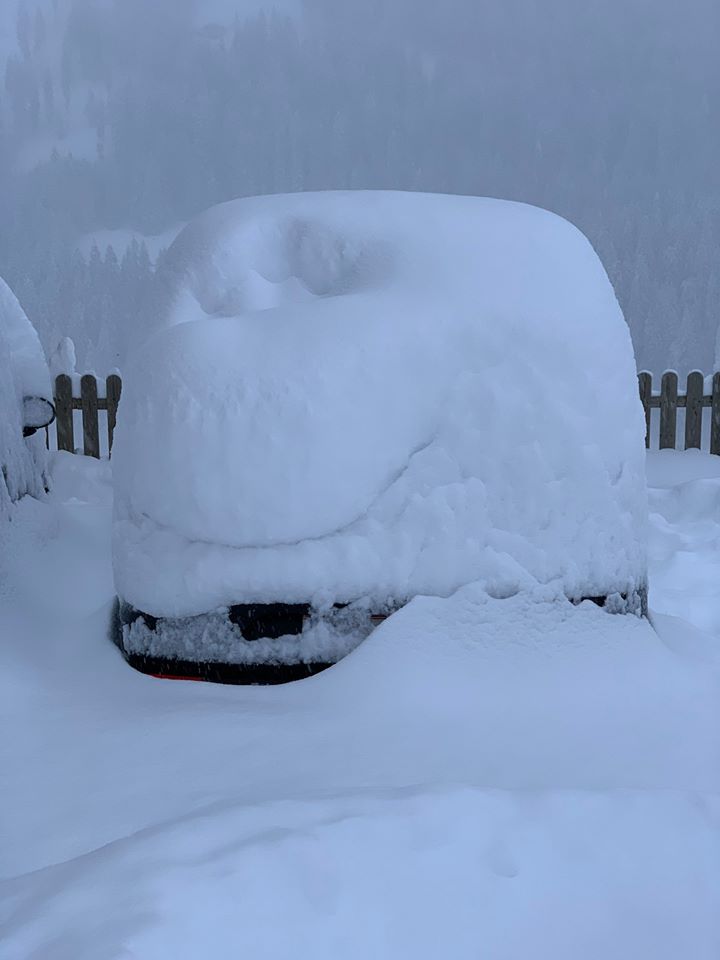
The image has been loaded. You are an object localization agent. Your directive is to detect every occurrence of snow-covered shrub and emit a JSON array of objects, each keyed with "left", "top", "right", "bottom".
[
  {"left": 0, "top": 277, "right": 52, "bottom": 521},
  {"left": 113, "top": 191, "right": 647, "bottom": 627}
]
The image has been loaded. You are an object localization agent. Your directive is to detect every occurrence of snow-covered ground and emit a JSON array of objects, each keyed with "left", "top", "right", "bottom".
[
  {"left": 647, "top": 450, "right": 720, "bottom": 637},
  {"left": 1, "top": 449, "right": 719, "bottom": 957}
]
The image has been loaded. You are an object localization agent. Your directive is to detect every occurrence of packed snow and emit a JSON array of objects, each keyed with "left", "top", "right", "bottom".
[
  {"left": 0, "top": 276, "right": 51, "bottom": 520},
  {"left": 114, "top": 191, "right": 647, "bottom": 619},
  {"left": 122, "top": 599, "right": 377, "bottom": 666},
  {"left": 1, "top": 451, "right": 719, "bottom": 958}
]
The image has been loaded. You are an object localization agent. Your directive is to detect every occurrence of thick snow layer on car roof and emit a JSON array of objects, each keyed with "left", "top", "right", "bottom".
[
  {"left": 0, "top": 276, "right": 50, "bottom": 519},
  {"left": 113, "top": 191, "right": 647, "bottom": 616}
]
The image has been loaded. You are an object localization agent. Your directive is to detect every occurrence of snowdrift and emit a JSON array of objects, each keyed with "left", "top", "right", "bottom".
[
  {"left": 3, "top": 454, "right": 719, "bottom": 957},
  {"left": 113, "top": 191, "right": 647, "bottom": 619},
  {"left": 0, "top": 276, "right": 51, "bottom": 519}
]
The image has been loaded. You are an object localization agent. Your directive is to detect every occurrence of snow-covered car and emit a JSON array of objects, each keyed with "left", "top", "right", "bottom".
[
  {"left": 111, "top": 191, "right": 648, "bottom": 683},
  {"left": 0, "top": 276, "right": 54, "bottom": 521}
]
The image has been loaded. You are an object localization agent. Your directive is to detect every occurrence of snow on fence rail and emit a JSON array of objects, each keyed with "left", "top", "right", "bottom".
[{"left": 47, "top": 371, "right": 720, "bottom": 459}]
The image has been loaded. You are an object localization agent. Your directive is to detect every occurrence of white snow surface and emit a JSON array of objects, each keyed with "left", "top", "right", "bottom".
[
  {"left": 114, "top": 191, "right": 647, "bottom": 617},
  {"left": 1, "top": 452, "right": 719, "bottom": 959},
  {"left": 0, "top": 276, "right": 51, "bottom": 519},
  {"left": 48, "top": 335, "right": 77, "bottom": 379}
]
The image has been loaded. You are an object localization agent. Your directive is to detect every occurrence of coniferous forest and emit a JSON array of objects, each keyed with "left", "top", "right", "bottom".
[{"left": 1, "top": 0, "right": 719, "bottom": 372}]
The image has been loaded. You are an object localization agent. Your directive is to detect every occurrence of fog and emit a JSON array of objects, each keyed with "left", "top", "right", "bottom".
[{"left": 1, "top": 0, "right": 718, "bottom": 373}]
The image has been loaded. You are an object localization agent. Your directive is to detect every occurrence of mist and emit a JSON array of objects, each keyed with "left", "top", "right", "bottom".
[{"left": 1, "top": 0, "right": 718, "bottom": 373}]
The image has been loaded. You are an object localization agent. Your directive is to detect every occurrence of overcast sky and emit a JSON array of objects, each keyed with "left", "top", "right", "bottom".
[{"left": 0, "top": 6, "right": 17, "bottom": 60}]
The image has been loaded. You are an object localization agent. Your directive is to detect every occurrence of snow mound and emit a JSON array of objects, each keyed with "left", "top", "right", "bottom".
[
  {"left": 0, "top": 277, "right": 51, "bottom": 520},
  {"left": 3, "top": 454, "right": 720, "bottom": 956},
  {"left": 4, "top": 789, "right": 718, "bottom": 960},
  {"left": 113, "top": 191, "right": 647, "bottom": 617},
  {"left": 3, "top": 562, "right": 720, "bottom": 956}
]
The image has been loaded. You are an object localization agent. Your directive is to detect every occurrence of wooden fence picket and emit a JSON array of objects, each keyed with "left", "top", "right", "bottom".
[
  {"left": 81, "top": 374, "right": 100, "bottom": 458},
  {"left": 638, "top": 371, "right": 652, "bottom": 449},
  {"left": 712, "top": 373, "right": 720, "bottom": 456},
  {"left": 659, "top": 371, "right": 678, "bottom": 450},
  {"left": 684, "top": 371, "right": 704, "bottom": 450},
  {"left": 106, "top": 374, "right": 122, "bottom": 452},
  {"left": 54, "top": 374, "right": 75, "bottom": 453}
]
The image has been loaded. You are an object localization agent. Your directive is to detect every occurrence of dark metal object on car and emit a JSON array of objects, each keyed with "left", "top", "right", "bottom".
[{"left": 22, "top": 396, "right": 55, "bottom": 437}]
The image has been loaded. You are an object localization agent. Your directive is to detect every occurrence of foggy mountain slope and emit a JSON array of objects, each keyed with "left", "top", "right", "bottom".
[
  {"left": 0, "top": 8, "right": 15, "bottom": 60},
  {"left": 0, "top": 0, "right": 719, "bottom": 372}
]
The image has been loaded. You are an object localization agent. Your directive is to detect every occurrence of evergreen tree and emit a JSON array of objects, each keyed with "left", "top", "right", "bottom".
[
  {"left": 16, "top": 1, "right": 31, "bottom": 61},
  {"left": 34, "top": 8, "right": 47, "bottom": 53}
]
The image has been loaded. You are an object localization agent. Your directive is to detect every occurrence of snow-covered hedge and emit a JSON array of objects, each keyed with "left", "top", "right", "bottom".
[
  {"left": 0, "top": 277, "right": 51, "bottom": 520},
  {"left": 113, "top": 191, "right": 647, "bottom": 618}
]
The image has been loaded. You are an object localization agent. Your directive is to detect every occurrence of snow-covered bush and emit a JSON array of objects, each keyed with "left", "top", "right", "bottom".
[
  {"left": 0, "top": 277, "right": 52, "bottom": 521},
  {"left": 113, "top": 191, "right": 647, "bottom": 631}
]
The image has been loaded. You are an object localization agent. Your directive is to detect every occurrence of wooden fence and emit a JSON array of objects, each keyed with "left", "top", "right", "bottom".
[
  {"left": 639, "top": 371, "right": 720, "bottom": 453},
  {"left": 49, "top": 373, "right": 122, "bottom": 459},
  {"left": 47, "top": 371, "right": 720, "bottom": 459}
]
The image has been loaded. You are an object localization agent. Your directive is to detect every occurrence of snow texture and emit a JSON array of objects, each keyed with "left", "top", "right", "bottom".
[
  {"left": 0, "top": 276, "right": 51, "bottom": 520},
  {"left": 1, "top": 453, "right": 719, "bottom": 959},
  {"left": 48, "top": 336, "right": 77, "bottom": 379},
  {"left": 113, "top": 191, "right": 647, "bottom": 618}
]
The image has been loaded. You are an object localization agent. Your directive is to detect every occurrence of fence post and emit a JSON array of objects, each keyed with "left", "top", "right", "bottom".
[
  {"left": 711, "top": 373, "right": 720, "bottom": 456},
  {"left": 638, "top": 372, "right": 651, "bottom": 449},
  {"left": 106, "top": 374, "right": 122, "bottom": 454},
  {"left": 684, "top": 371, "right": 704, "bottom": 450},
  {"left": 54, "top": 374, "right": 74, "bottom": 453},
  {"left": 81, "top": 374, "right": 100, "bottom": 459},
  {"left": 659, "top": 371, "right": 678, "bottom": 450}
]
